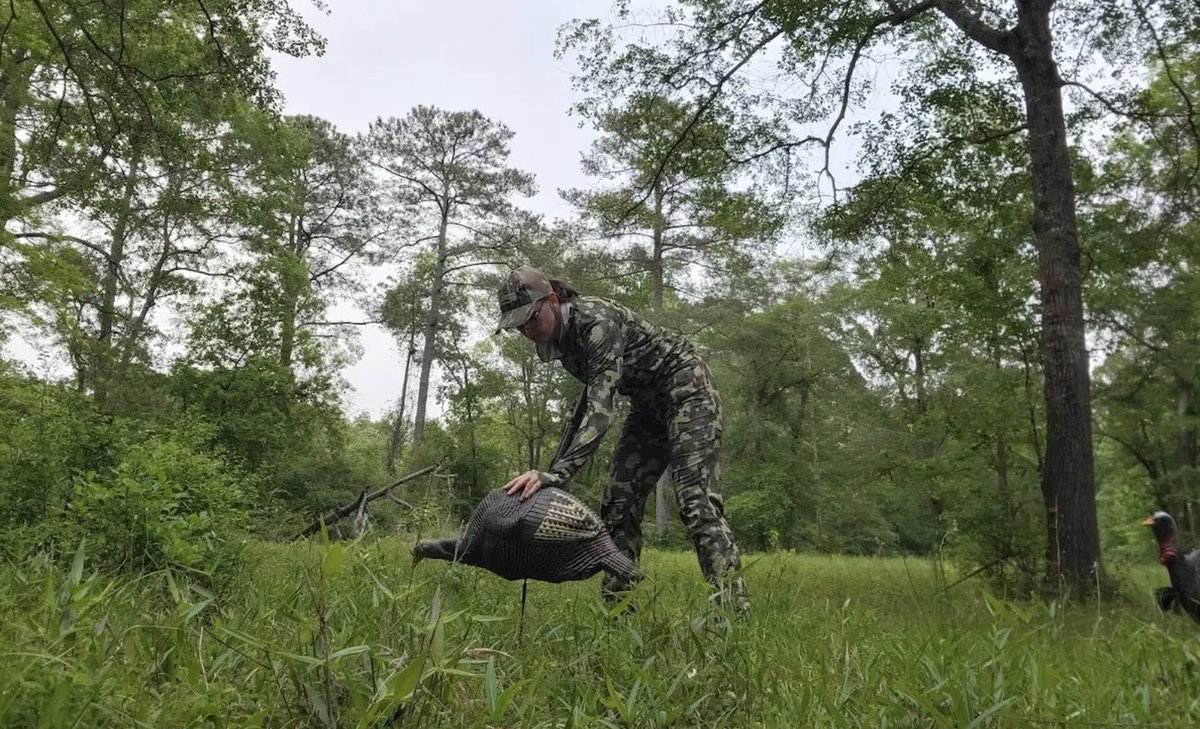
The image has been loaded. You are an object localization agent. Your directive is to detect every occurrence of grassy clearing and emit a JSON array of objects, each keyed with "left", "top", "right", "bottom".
[{"left": 1, "top": 538, "right": 1197, "bottom": 728}]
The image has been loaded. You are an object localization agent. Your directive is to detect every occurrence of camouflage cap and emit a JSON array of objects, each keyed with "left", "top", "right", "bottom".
[{"left": 496, "top": 266, "right": 553, "bottom": 332}]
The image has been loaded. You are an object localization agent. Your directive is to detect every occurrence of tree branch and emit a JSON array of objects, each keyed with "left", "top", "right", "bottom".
[
  {"left": 298, "top": 318, "right": 384, "bottom": 327},
  {"left": 21, "top": 187, "right": 66, "bottom": 207},
  {"left": 292, "top": 465, "right": 438, "bottom": 540},
  {"left": 13, "top": 231, "right": 116, "bottom": 264},
  {"left": 932, "top": 0, "right": 1011, "bottom": 56}
]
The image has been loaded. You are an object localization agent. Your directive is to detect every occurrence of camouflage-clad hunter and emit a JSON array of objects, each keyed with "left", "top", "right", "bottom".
[{"left": 497, "top": 265, "right": 748, "bottom": 615}]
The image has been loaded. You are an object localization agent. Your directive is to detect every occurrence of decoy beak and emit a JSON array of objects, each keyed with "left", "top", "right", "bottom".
[
  {"left": 411, "top": 548, "right": 423, "bottom": 566},
  {"left": 1141, "top": 515, "right": 1156, "bottom": 526}
]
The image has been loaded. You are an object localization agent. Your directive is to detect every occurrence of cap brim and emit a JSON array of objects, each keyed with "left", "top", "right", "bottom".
[{"left": 496, "top": 302, "right": 536, "bottom": 333}]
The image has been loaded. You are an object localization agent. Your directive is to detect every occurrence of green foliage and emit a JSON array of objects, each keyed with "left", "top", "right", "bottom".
[
  {"left": 3, "top": 0, "right": 1200, "bottom": 630},
  {"left": 65, "top": 423, "right": 250, "bottom": 583},
  {"left": 702, "top": 294, "right": 904, "bottom": 554},
  {"left": 1086, "top": 45, "right": 1200, "bottom": 548},
  {"left": 565, "top": 93, "right": 781, "bottom": 304},
  {"left": 0, "top": 366, "right": 105, "bottom": 533},
  {"left": 0, "top": 542, "right": 1196, "bottom": 727}
]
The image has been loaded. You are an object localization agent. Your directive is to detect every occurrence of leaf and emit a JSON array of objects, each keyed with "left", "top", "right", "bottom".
[
  {"left": 304, "top": 682, "right": 336, "bottom": 728},
  {"left": 69, "top": 540, "right": 86, "bottom": 585},
  {"left": 965, "top": 697, "right": 1017, "bottom": 729},
  {"left": 463, "top": 647, "right": 512, "bottom": 660},
  {"left": 215, "top": 626, "right": 266, "bottom": 651},
  {"left": 330, "top": 645, "right": 370, "bottom": 660},
  {"left": 364, "top": 566, "right": 395, "bottom": 601},
  {"left": 165, "top": 570, "right": 182, "bottom": 605},
  {"left": 386, "top": 653, "right": 428, "bottom": 703},
  {"left": 37, "top": 680, "right": 71, "bottom": 729},
  {"left": 490, "top": 679, "right": 530, "bottom": 721},
  {"left": 185, "top": 599, "right": 213, "bottom": 620},
  {"left": 485, "top": 657, "right": 498, "bottom": 710},
  {"left": 429, "top": 587, "right": 445, "bottom": 663},
  {"left": 322, "top": 542, "right": 347, "bottom": 578},
  {"left": 274, "top": 649, "right": 325, "bottom": 667}
]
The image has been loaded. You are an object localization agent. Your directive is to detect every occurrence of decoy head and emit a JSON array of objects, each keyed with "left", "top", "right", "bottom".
[{"left": 411, "top": 538, "right": 461, "bottom": 566}]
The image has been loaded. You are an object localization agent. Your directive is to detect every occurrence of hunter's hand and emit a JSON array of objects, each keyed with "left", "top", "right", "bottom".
[{"left": 504, "top": 470, "right": 543, "bottom": 501}]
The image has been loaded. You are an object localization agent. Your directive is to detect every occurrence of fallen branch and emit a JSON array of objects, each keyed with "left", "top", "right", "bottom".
[{"left": 293, "top": 465, "right": 437, "bottom": 540}]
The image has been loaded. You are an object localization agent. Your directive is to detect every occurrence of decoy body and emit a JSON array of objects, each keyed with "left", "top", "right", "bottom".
[
  {"left": 1143, "top": 510, "right": 1200, "bottom": 623},
  {"left": 412, "top": 488, "right": 636, "bottom": 584}
]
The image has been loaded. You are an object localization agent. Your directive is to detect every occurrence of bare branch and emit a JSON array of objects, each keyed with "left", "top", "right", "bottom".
[
  {"left": 162, "top": 265, "right": 240, "bottom": 280},
  {"left": 13, "top": 231, "right": 115, "bottom": 264},
  {"left": 20, "top": 187, "right": 65, "bottom": 207},
  {"left": 1062, "top": 79, "right": 1178, "bottom": 121},
  {"left": 298, "top": 318, "right": 384, "bottom": 327}
]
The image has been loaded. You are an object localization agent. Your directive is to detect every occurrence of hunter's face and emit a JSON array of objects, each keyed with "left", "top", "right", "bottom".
[{"left": 517, "top": 296, "right": 557, "bottom": 344}]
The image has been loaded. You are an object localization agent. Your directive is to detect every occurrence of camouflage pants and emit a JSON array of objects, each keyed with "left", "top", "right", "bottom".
[{"left": 600, "top": 359, "right": 748, "bottom": 615}]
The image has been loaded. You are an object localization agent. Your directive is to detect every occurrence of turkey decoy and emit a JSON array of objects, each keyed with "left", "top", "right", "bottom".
[
  {"left": 411, "top": 487, "right": 636, "bottom": 584},
  {"left": 1143, "top": 510, "right": 1200, "bottom": 623}
]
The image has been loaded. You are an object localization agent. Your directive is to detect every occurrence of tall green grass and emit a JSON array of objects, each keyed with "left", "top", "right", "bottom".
[{"left": 1, "top": 538, "right": 1196, "bottom": 727}]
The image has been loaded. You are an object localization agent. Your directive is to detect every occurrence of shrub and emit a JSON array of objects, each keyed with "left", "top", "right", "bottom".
[{"left": 66, "top": 422, "right": 251, "bottom": 587}]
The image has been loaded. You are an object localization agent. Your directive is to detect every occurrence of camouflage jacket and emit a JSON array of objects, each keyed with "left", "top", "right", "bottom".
[{"left": 536, "top": 296, "right": 701, "bottom": 488}]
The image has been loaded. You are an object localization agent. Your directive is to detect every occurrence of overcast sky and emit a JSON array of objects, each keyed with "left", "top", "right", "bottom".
[
  {"left": 270, "top": 0, "right": 623, "bottom": 419},
  {"left": 1, "top": 0, "right": 868, "bottom": 421}
]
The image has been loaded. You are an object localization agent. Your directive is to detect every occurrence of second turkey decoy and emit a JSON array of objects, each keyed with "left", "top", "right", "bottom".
[
  {"left": 1143, "top": 510, "right": 1200, "bottom": 623},
  {"left": 412, "top": 487, "right": 636, "bottom": 584}
]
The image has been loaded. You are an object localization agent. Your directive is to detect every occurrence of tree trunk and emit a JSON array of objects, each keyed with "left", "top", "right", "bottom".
[
  {"left": 650, "top": 185, "right": 666, "bottom": 313},
  {"left": 990, "top": 340, "right": 1015, "bottom": 522},
  {"left": 279, "top": 210, "right": 307, "bottom": 370},
  {"left": 387, "top": 326, "right": 417, "bottom": 475},
  {"left": 119, "top": 177, "right": 179, "bottom": 368},
  {"left": 93, "top": 167, "right": 139, "bottom": 411},
  {"left": 803, "top": 389, "right": 826, "bottom": 551},
  {"left": 1011, "top": 7, "right": 1102, "bottom": 593},
  {"left": 0, "top": 52, "right": 29, "bottom": 227},
  {"left": 413, "top": 210, "right": 449, "bottom": 443},
  {"left": 651, "top": 185, "right": 672, "bottom": 534},
  {"left": 1176, "top": 375, "right": 1198, "bottom": 537},
  {"left": 1176, "top": 375, "right": 1196, "bottom": 471},
  {"left": 911, "top": 337, "right": 943, "bottom": 519},
  {"left": 460, "top": 356, "right": 479, "bottom": 467},
  {"left": 524, "top": 358, "right": 537, "bottom": 470}
]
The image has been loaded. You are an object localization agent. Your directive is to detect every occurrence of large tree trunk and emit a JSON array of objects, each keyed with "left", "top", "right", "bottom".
[
  {"left": 413, "top": 210, "right": 449, "bottom": 443},
  {"left": 1011, "top": 6, "right": 1102, "bottom": 593}
]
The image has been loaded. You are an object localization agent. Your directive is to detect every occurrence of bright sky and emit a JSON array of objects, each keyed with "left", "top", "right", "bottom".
[{"left": 270, "top": 0, "right": 620, "bottom": 419}]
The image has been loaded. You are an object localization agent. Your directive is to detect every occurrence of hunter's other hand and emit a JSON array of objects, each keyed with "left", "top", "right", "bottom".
[{"left": 504, "top": 470, "right": 543, "bottom": 501}]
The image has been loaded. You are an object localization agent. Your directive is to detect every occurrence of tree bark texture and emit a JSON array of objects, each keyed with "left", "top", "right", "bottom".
[{"left": 1010, "top": 4, "right": 1101, "bottom": 591}]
